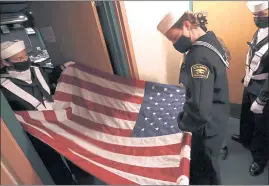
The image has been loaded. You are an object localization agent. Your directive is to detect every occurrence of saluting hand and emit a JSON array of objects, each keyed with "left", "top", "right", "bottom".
[{"left": 250, "top": 100, "right": 265, "bottom": 114}]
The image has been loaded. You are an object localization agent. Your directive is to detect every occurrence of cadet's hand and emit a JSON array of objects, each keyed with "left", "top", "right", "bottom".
[
  {"left": 60, "top": 61, "right": 75, "bottom": 70},
  {"left": 250, "top": 100, "right": 264, "bottom": 114},
  {"left": 178, "top": 111, "right": 184, "bottom": 121},
  {"left": 64, "top": 61, "right": 75, "bottom": 67}
]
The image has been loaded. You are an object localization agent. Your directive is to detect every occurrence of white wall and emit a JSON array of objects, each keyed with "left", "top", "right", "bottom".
[{"left": 124, "top": 1, "right": 190, "bottom": 85}]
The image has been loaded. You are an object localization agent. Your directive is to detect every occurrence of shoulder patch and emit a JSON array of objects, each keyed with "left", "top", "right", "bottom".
[{"left": 191, "top": 64, "right": 210, "bottom": 79}]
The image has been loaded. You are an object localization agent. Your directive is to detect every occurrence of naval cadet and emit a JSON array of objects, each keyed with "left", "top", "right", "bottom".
[
  {"left": 194, "top": 11, "right": 232, "bottom": 160},
  {"left": 157, "top": 11, "right": 230, "bottom": 184},
  {"left": 231, "top": 1, "right": 269, "bottom": 176},
  {"left": 0, "top": 40, "right": 76, "bottom": 184}
]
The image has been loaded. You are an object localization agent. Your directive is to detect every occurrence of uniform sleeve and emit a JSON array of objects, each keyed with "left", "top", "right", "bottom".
[
  {"left": 48, "top": 66, "right": 63, "bottom": 85},
  {"left": 177, "top": 62, "right": 214, "bottom": 133},
  {"left": 256, "top": 76, "right": 269, "bottom": 105}
]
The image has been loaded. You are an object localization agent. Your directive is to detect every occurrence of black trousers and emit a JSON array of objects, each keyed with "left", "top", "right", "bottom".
[
  {"left": 27, "top": 134, "right": 75, "bottom": 185},
  {"left": 189, "top": 131, "right": 224, "bottom": 185},
  {"left": 239, "top": 88, "right": 269, "bottom": 166}
]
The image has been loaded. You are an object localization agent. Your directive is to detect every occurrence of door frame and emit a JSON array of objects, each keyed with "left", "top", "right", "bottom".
[
  {"left": 111, "top": 1, "right": 194, "bottom": 80},
  {"left": 1, "top": 119, "right": 43, "bottom": 185},
  {"left": 111, "top": 1, "right": 139, "bottom": 79},
  {"left": 0, "top": 92, "right": 54, "bottom": 185}
]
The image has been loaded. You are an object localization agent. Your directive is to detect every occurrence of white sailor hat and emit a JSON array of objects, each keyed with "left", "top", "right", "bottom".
[
  {"left": 247, "top": 1, "right": 268, "bottom": 13},
  {"left": 157, "top": 10, "right": 187, "bottom": 35},
  {"left": 1, "top": 40, "right": 26, "bottom": 60}
]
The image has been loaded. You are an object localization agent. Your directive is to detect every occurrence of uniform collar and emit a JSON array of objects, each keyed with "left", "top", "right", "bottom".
[
  {"left": 197, "top": 31, "right": 217, "bottom": 42},
  {"left": 257, "top": 27, "right": 268, "bottom": 44},
  {"left": 196, "top": 31, "right": 227, "bottom": 55},
  {"left": 6, "top": 68, "right": 32, "bottom": 84}
]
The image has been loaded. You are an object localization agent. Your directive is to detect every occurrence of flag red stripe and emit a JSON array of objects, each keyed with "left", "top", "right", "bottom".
[
  {"left": 43, "top": 127, "right": 181, "bottom": 182},
  {"left": 59, "top": 74, "right": 144, "bottom": 104},
  {"left": 177, "top": 133, "right": 191, "bottom": 180},
  {"left": 177, "top": 158, "right": 191, "bottom": 181},
  {"left": 19, "top": 111, "right": 184, "bottom": 182},
  {"left": 65, "top": 142, "right": 182, "bottom": 183},
  {"left": 183, "top": 133, "right": 192, "bottom": 148},
  {"left": 20, "top": 122, "right": 135, "bottom": 185},
  {"left": 43, "top": 110, "right": 184, "bottom": 156},
  {"left": 71, "top": 114, "right": 132, "bottom": 137},
  {"left": 54, "top": 92, "right": 139, "bottom": 121},
  {"left": 73, "top": 64, "right": 146, "bottom": 89}
]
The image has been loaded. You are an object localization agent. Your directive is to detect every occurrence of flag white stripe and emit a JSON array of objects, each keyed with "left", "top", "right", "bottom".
[
  {"left": 24, "top": 108, "right": 186, "bottom": 147},
  {"left": 49, "top": 122, "right": 188, "bottom": 168},
  {"left": 16, "top": 115, "right": 54, "bottom": 139},
  {"left": 56, "top": 82, "right": 141, "bottom": 113},
  {"left": 69, "top": 149, "right": 181, "bottom": 185},
  {"left": 71, "top": 104, "right": 136, "bottom": 130},
  {"left": 54, "top": 109, "right": 185, "bottom": 147},
  {"left": 53, "top": 107, "right": 186, "bottom": 147},
  {"left": 27, "top": 111, "right": 188, "bottom": 168},
  {"left": 52, "top": 100, "right": 71, "bottom": 110},
  {"left": 65, "top": 67, "right": 145, "bottom": 97}
]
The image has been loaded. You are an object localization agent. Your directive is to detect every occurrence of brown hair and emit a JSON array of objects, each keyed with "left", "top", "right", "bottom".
[
  {"left": 217, "top": 37, "right": 232, "bottom": 61},
  {"left": 172, "top": 11, "right": 200, "bottom": 29}
]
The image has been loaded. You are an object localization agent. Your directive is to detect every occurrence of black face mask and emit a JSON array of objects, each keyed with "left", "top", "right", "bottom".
[
  {"left": 9, "top": 60, "right": 31, "bottom": 72},
  {"left": 254, "top": 16, "right": 269, "bottom": 28},
  {"left": 173, "top": 35, "right": 193, "bottom": 53}
]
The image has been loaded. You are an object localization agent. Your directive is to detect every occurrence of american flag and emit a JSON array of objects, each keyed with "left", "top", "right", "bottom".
[{"left": 14, "top": 63, "right": 192, "bottom": 185}]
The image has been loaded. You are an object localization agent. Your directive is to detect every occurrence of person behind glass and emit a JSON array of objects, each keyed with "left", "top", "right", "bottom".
[
  {"left": 0, "top": 40, "right": 76, "bottom": 184},
  {"left": 231, "top": 1, "right": 269, "bottom": 176},
  {"left": 157, "top": 11, "right": 230, "bottom": 185}
]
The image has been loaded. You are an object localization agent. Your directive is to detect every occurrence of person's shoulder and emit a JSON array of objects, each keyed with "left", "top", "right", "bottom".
[{"left": 186, "top": 47, "right": 212, "bottom": 66}]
